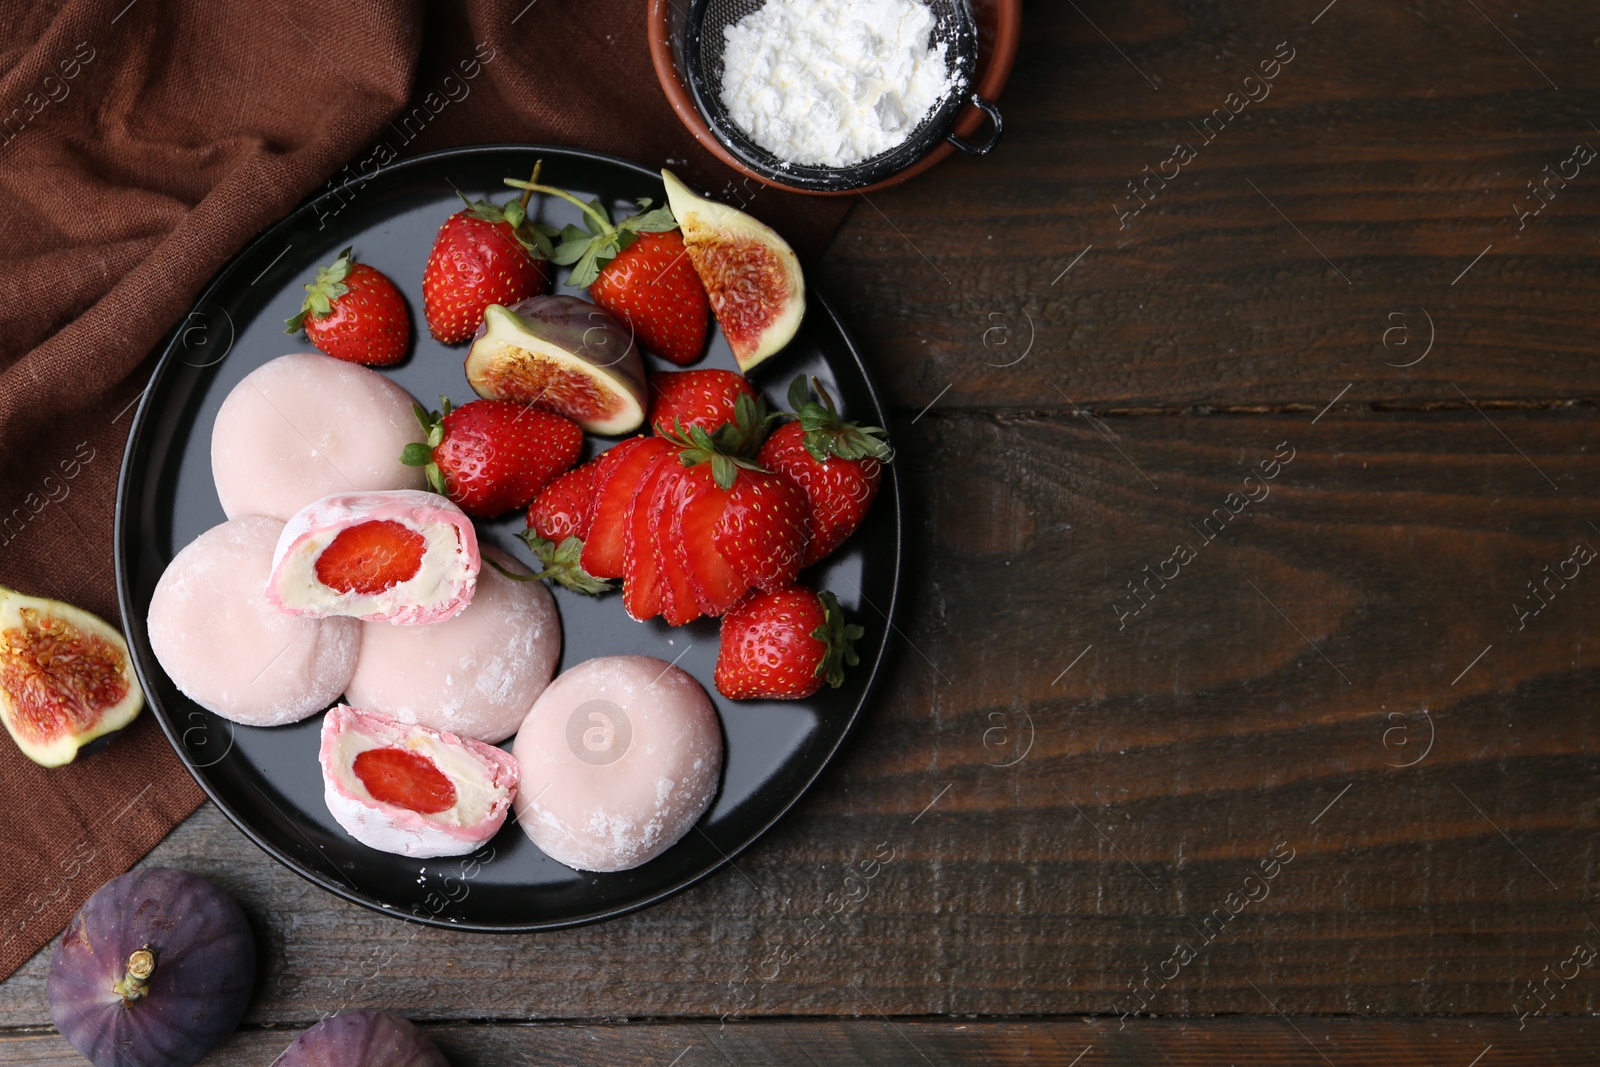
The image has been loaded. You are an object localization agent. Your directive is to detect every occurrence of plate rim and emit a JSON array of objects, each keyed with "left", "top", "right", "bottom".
[{"left": 113, "top": 142, "right": 903, "bottom": 932}]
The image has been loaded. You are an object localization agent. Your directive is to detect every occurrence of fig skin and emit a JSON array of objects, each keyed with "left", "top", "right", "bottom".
[
  {"left": 48, "top": 868, "right": 255, "bottom": 1067},
  {"left": 466, "top": 296, "right": 647, "bottom": 435},
  {"left": 272, "top": 1011, "right": 451, "bottom": 1067}
]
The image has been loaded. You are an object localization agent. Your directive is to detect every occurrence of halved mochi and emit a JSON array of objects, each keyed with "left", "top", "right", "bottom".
[
  {"left": 319, "top": 704, "right": 519, "bottom": 858},
  {"left": 343, "top": 546, "right": 560, "bottom": 743},
  {"left": 211, "top": 352, "right": 426, "bottom": 521},
  {"left": 267, "top": 490, "right": 479, "bottom": 625},
  {"left": 512, "top": 655, "right": 722, "bottom": 872},
  {"left": 148, "top": 517, "right": 359, "bottom": 726}
]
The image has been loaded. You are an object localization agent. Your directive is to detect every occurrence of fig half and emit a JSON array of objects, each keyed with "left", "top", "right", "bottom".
[
  {"left": 661, "top": 169, "right": 805, "bottom": 372},
  {"left": 465, "top": 296, "right": 647, "bottom": 435},
  {"left": 0, "top": 586, "right": 143, "bottom": 766}
]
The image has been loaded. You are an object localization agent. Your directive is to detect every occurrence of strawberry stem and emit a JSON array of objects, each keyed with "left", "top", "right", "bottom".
[
  {"left": 504, "top": 178, "right": 616, "bottom": 237},
  {"left": 517, "top": 161, "right": 542, "bottom": 213}
]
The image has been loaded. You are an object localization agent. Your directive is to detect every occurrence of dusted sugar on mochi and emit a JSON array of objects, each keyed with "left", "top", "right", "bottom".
[
  {"left": 512, "top": 655, "right": 722, "bottom": 873},
  {"left": 319, "top": 705, "right": 519, "bottom": 858},
  {"left": 211, "top": 352, "right": 425, "bottom": 521},
  {"left": 148, "top": 517, "right": 359, "bottom": 726},
  {"left": 344, "top": 546, "right": 559, "bottom": 744},
  {"left": 267, "top": 490, "right": 480, "bottom": 625}
]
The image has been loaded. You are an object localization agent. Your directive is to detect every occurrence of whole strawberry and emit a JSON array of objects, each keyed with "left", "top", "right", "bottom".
[
  {"left": 505, "top": 174, "right": 709, "bottom": 365},
  {"left": 285, "top": 248, "right": 410, "bottom": 365},
  {"left": 648, "top": 369, "right": 758, "bottom": 437},
  {"left": 759, "top": 376, "right": 891, "bottom": 566},
  {"left": 423, "top": 178, "right": 556, "bottom": 344},
  {"left": 401, "top": 398, "right": 581, "bottom": 517},
  {"left": 526, "top": 459, "right": 599, "bottom": 543},
  {"left": 590, "top": 230, "right": 709, "bottom": 365},
  {"left": 715, "top": 586, "right": 862, "bottom": 700}
]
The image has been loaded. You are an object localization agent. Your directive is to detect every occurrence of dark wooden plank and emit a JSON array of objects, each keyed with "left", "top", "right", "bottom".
[
  {"left": 816, "top": 0, "right": 1600, "bottom": 411},
  {"left": 3, "top": 1017, "right": 1598, "bottom": 1066},
  {"left": 0, "top": 407, "right": 1594, "bottom": 1022}
]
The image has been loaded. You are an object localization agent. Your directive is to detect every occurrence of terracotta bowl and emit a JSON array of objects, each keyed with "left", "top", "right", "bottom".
[{"left": 647, "top": 0, "right": 1021, "bottom": 197}]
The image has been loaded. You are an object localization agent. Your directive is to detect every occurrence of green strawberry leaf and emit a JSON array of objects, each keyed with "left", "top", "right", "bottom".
[
  {"left": 285, "top": 247, "right": 355, "bottom": 333},
  {"left": 787, "top": 374, "right": 811, "bottom": 414},
  {"left": 512, "top": 532, "right": 615, "bottom": 595},
  {"left": 667, "top": 416, "right": 766, "bottom": 489},
  {"left": 567, "top": 238, "right": 611, "bottom": 289},
  {"left": 783, "top": 375, "right": 893, "bottom": 463},
  {"left": 708, "top": 392, "right": 777, "bottom": 460},
  {"left": 620, "top": 203, "right": 678, "bottom": 235},
  {"left": 811, "top": 590, "right": 863, "bottom": 688},
  {"left": 551, "top": 225, "right": 594, "bottom": 265}
]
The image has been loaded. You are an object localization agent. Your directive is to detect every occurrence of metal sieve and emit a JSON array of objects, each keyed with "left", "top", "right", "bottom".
[{"left": 680, "top": 0, "right": 1003, "bottom": 191}]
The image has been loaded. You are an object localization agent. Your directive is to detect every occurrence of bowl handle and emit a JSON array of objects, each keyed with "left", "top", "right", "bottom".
[{"left": 945, "top": 94, "right": 1004, "bottom": 155}]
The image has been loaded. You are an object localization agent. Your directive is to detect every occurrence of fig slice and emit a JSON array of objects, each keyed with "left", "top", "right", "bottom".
[
  {"left": 0, "top": 586, "right": 143, "bottom": 767},
  {"left": 661, "top": 169, "right": 806, "bottom": 372},
  {"left": 465, "top": 296, "right": 647, "bottom": 435}
]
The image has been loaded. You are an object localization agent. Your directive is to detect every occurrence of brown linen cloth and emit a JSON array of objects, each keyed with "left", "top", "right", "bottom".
[{"left": 0, "top": 0, "right": 851, "bottom": 981}]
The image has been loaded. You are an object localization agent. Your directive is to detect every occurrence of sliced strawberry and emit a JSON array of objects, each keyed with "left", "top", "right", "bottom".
[
  {"left": 622, "top": 452, "right": 674, "bottom": 621},
  {"left": 582, "top": 437, "right": 670, "bottom": 580},
  {"left": 313, "top": 520, "right": 427, "bottom": 596},
  {"left": 527, "top": 460, "right": 600, "bottom": 543},
  {"left": 714, "top": 469, "right": 812, "bottom": 593},
  {"left": 351, "top": 746, "right": 457, "bottom": 814},
  {"left": 651, "top": 466, "right": 701, "bottom": 626},
  {"left": 671, "top": 464, "right": 750, "bottom": 617}
]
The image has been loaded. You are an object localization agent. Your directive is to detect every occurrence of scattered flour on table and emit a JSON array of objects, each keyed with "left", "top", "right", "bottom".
[{"left": 719, "top": 0, "right": 952, "bottom": 167}]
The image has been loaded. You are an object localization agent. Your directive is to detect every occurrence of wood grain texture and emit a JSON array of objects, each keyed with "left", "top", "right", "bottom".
[
  {"left": 814, "top": 0, "right": 1600, "bottom": 411},
  {"left": 0, "top": 409, "right": 1595, "bottom": 1024},
  {"left": 2, "top": 0, "right": 1598, "bottom": 1058},
  {"left": 2, "top": 1018, "right": 1598, "bottom": 1066}
]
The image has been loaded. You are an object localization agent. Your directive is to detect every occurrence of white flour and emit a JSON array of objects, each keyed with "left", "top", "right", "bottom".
[{"left": 718, "top": 0, "right": 952, "bottom": 167}]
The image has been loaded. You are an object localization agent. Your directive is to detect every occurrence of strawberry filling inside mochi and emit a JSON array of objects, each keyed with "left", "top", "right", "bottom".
[
  {"left": 314, "top": 521, "right": 427, "bottom": 595},
  {"left": 268, "top": 490, "right": 479, "bottom": 625},
  {"left": 352, "top": 746, "right": 457, "bottom": 814},
  {"left": 320, "top": 704, "right": 519, "bottom": 858}
]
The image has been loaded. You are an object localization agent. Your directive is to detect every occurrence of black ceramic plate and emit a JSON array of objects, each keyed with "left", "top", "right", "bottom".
[{"left": 114, "top": 145, "right": 900, "bottom": 930}]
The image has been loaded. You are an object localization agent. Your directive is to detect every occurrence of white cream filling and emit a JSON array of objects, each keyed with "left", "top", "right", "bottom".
[
  {"left": 329, "top": 728, "right": 505, "bottom": 829},
  {"left": 278, "top": 521, "right": 466, "bottom": 615}
]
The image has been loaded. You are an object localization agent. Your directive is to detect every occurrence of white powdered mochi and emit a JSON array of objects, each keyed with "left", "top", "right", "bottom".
[
  {"left": 211, "top": 352, "right": 425, "bottom": 521},
  {"left": 512, "top": 655, "right": 722, "bottom": 873},
  {"left": 343, "top": 546, "right": 560, "bottom": 744},
  {"left": 148, "top": 516, "right": 359, "bottom": 726}
]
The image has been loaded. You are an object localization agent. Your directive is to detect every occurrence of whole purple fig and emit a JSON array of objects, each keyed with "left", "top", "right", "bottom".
[
  {"left": 48, "top": 867, "right": 255, "bottom": 1067},
  {"left": 273, "top": 1011, "right": 450, "bottom": 1067}
]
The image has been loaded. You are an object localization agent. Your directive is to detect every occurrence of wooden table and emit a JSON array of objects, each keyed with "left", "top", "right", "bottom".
[{"left": 4, "top": 1, "right": 1599, "bottom": 1062}]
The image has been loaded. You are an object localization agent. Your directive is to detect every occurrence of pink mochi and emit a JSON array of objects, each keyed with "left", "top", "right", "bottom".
[
  {"left": 266, "top": 490, "right": 480, "bottom": 625},
  {"left": 512, "top": 655, "right": 722, "bottom": 873},
  {"left": 211, "top": 352, "right": 425, "bottom": 521},
  {"left": 344, "top": 546, "right": 560, "bottom": 744},
  {"left": 148, "top": 516, "right": 359, "bottom": 726},
  {"left": 320, "top": 704, "right": 519, "bottom": 859}
]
